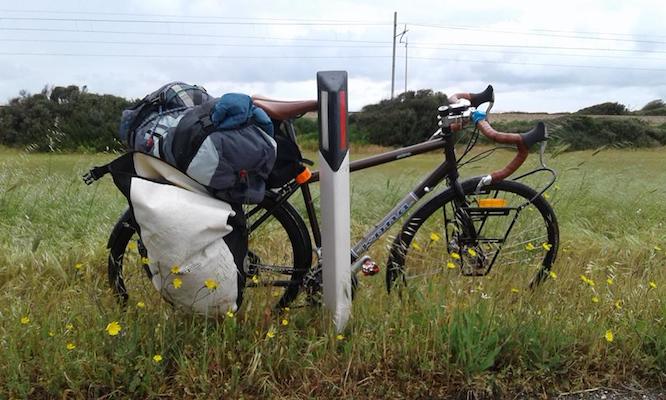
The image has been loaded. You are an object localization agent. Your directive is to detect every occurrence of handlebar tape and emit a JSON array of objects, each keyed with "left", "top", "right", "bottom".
[{"left": 475, "top": 119, "right": 547, "bottom": 182}]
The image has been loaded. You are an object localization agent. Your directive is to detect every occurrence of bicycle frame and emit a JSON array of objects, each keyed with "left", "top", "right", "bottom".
[{"left": 249, "top": 123, "right": 473, "bottom": 269}]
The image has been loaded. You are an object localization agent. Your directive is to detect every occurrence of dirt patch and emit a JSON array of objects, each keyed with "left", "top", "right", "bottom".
[{"left": 554, "top": 387, "right": 665, "bottom": 400}]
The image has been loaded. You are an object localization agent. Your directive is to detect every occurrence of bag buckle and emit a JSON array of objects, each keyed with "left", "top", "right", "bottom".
[{"left": 82, "top": 166, "right": 109, "bottom": 185}]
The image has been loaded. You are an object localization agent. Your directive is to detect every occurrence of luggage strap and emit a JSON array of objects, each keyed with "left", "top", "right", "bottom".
[{"left": 82, "top": 165, "right": 111, "bottom": 185}]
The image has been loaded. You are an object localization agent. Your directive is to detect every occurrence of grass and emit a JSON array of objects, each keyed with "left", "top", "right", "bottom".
[{"left": 0, "top": 145, "right": 665, "bottom": 398}]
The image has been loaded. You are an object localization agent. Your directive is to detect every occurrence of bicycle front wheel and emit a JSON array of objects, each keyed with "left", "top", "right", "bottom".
[{"left": 386, "top": 178, "right": 559, "bottom": 294}]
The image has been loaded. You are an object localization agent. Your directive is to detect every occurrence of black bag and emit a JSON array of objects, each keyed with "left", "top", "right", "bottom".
[{"left": 267, "top": 131, "right": 309, "bottom": 188}]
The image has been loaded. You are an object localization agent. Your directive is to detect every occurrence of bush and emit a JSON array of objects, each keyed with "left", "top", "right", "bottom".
[
  {"left": 636, "top": 99, "right": 666, "bottom": 116},
  {"left": 351, "top": 89, "right": 448, "bottom": 147},
  {"left": 492, "top": 116, "right": 666, "bottom": 151},
  {"left": 0, "top": 85, "right": 132, "bottom": 152},
  {"left": 576, "top": 102, "right": 629, "bottom": 115}
]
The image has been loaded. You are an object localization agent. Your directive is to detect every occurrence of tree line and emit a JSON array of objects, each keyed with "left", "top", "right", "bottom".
[
  {"left": 0, "top": 85, "right": 132, "bottom": 152},
  {"left": 1, "top": 85, "right": 665, "bottom": 152}
]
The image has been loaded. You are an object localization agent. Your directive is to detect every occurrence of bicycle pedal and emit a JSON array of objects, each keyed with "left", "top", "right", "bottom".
[{"left": 361, "top": 259, "right": 380, "bottom": 276}]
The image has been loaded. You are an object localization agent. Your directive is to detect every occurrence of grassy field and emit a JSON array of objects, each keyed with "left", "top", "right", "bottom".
[{"left": 0, "top": 145, "right": 665, "bottom": 399}]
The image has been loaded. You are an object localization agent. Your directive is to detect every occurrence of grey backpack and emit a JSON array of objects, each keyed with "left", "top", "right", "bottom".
[{"left": 169, "top": 94, "right": 277, "bottom": 204}]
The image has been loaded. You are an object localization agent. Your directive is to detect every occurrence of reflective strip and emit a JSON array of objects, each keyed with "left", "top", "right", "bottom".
[
  {"left": 339, "top": 91, "right": 347, "bottom": 149},
  {"left": 320, "top": 91, "right": 329, "bottom": 151}
]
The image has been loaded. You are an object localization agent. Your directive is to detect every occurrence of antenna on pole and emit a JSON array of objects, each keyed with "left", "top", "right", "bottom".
[{"left": 399, "top": 24, "right": 408, "bottom": 95}]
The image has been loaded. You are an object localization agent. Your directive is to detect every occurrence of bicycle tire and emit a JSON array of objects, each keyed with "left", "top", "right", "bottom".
[
  {"left": 386, "top": 177, "right": 559, "bottom": 293},
  {"left": 107, "top": 194, "right": 312, "bottom": 310}
]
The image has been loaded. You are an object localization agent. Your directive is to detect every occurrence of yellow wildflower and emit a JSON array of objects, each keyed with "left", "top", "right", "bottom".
[
  {"left": 251, "top": 275, "right": 259, "bottom": 284},
  {"left": 266, "top": 328, "right": 276, "bottom": 339},
  {"left": 604, "top": 330, "right": 614, "bottom": 343},
  {"left": 467, "top": 248, "right": 477, "bottom": 257},
  {"left": 411, "top": 242, "right": 422, "bottom": 251},
  {"left": 272, "top": 290, "right": 280, "bottom": 297},
  {"left": 606, "top": 277, "right": 614, "bottom": 285},
  {"left": 511, "top": 288, "right": 520, "bottom": 293},
  {"left": 615, "top": 300, "right": 623, "bottom": 309},
  {"left": 446, "top": 261, "right": 456, "bottom": 269},
  {"left": 543, "top": 193, "right": 550, "bottom": 199},
  {"left": 152, "top": 354, "right": 163, "bottom": 363},
  {"left": 65, "top": 323, "right": 74, "bottom": 330},
  {"left": 74, "top": 263, "right": 84, "bottom": 270},
  {"left": 549, "top": 271, "right": 557, "bottom": 279},
  {"left": 66, "top": 343, "right": 76, "bottom": 350},
  {"left": 525, "top": 243, "right": 536, "bottom": 251},
  {"left": 648, "top": 281, "right": 657, "bottom": 289},
  {"left": 226, "top": 310, "right": 234, "bottom": 318},
  {"left": 450, "top": 252, "right": 461, "bottom": 260},
  {"left": 283, "top": 307, "right": 290, "bottom": 312},
  {"left": 580, "top": 275, "right": 595, "bottom": 286},
  {"left": 105, "top": 321, "right": 122, "bottom": 336},
  {"left": 170, "top": 265, "right": 181, "bottom": 274},
  {"left": 128, "top": 242, "right": 138, "bottom": 251},
  {"left": 136, "top": 301, "right": 145, "bottom": 309},
  {"left": 141, "top": 257, "right": 150, "bottom": 265},
  {"left": 172, "top": 277, "right": 182, "bottom": 289},
  {"left": 542, "top": 243, "right": 552, "bottom": 251},
  {"left": 204, "top": 279, "right": 218, "bottom": 290},
  {"left": 281, "top": 319, "right": 289, "bottom": 326},
  {"left": 336, "top": 334, "right": 345, "bottom": 341},
  {"left": 20, "top": 316, "right": 30, "bottom": 325},
  {"left": 592, "top": 296, "right": 600, "bottom": 303},
  {"left": 48, "top": 331, "right": 55, "bottom": 337},
  {"left": 430, "top": 232, "right": 441, "bottom": 241}
]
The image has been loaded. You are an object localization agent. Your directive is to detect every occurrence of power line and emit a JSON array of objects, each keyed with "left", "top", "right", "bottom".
[
  {"left": 0, "top": 8, "right": 389, "bottom": 24},
  {"left": 408, "top": 56, "right": 666, "bottom": 72},
  {"left": 405, "top": 23, "right": 666, "bottom": 45},
  {"left": 4, "top": 26, "right": 665, "bottom": 56},
  {"left": 0, "top": 38, "right": 390, "bottom": 49},
  {"left": 409, "top": 41, "right": 666, "bottom": 54},
  {"left": 0, "top": 27, "right": 391, "bottom": 44},
  {"left": 410, "top": 45, "right": 666, "bottom": 61},
  {"left": 0, "top": 52, "right": 391, "bottom": 59},
  {"left": 2, "top": 37, "right": 662, "bottom": 61},
  {"left": 0, "top": 38, "right": 666, "bottom": 61},
  {"left": 0, "top": 16, "right": 391, "bottom": 26},
  {"left": 403, "top": 20, "right": 666, "bottom": 39},
  {"left": 2, "top": 9, "right": 660, "bottom": 39},
  {"left": 1, "top": 51, "right": 664, "bottom": 72}
]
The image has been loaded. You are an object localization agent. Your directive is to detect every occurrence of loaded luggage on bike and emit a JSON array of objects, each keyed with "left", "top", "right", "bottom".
[{"left": 84, "top": 82, "right": 303, "bottom": 315}]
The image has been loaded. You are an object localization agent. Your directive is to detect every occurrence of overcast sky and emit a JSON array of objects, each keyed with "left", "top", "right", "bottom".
[{"left": 0, "top": 0, "right": 664, "bottom": 112}]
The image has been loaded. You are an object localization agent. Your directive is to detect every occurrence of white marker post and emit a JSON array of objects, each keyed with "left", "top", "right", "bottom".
[{"left": 317, "top": 71, "right": 351, "bottom": 331}]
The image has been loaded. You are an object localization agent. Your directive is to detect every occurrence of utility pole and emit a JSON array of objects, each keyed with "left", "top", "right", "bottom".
[
  {"left": 390, "top": 11, "right": 397, "bottom": 99},
  {"left": 402, "top": 25, "right": 408, "bottom": 95}
]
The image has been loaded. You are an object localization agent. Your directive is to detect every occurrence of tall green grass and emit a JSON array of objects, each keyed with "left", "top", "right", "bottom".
[{"left": 0, "top": 146, "right": 664, "bottom": 398}]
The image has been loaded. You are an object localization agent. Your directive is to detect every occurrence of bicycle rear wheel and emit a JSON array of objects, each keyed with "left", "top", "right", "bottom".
[
  {"left": 107, "top": 195, "right": 312, "bottom": 311},
  {"left": 387, "top": 178, "right": 559, "bottom": 294}
]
